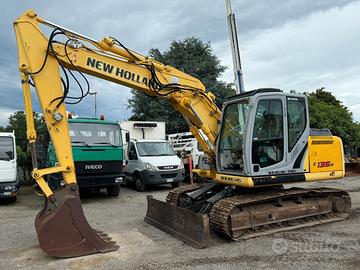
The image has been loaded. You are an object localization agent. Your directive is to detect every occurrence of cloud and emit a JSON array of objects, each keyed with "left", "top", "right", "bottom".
[
  {"left": 0, "top": 108, "right": 13, "bottom": 127},
  {"left": 66, "top": 78, "right": 132, "bottom": 121},
  {"left": 0, "top": 0, "right": 359, "bottom": 129},
  {"left": 228, "top": 1, "right": 360, "bottom": 120}
]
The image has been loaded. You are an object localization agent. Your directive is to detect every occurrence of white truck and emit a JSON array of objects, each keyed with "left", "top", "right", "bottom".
[
  {"left": 0, "top": 131, "right": 18, "bottom": 202},
  {"left": 120, "top": 121, "right": 185, "bottom": 191},
  {"left": 168, "top": 132, "right": 204, "bottom": 168},
  {"left": 120, "top": 121, "right": 166, "bottom": 140}
]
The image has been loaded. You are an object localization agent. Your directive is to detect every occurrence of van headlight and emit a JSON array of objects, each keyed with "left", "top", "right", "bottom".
[
  {"left": 4, "top": 185, "right": 15, "bottom": 191},
  {"left": 144, "top": 162, "right": 158, "bottom": 171},
  {"left": 179, "top": 162, "right": 184, "bottom": 169}
]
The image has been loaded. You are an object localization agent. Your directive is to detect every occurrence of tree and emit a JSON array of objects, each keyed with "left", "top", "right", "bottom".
[
  {"left": 7, "top": 111, "right": 46, "bottom": 150},
  {"left": 128, "top": 37, "right": 236, "bottom": 134},
  {"left": 0, "top": 126, "right": 8, "bottom": 132},
  {"left": 306, "top": 88, "right": 360, "bottom": 148}
]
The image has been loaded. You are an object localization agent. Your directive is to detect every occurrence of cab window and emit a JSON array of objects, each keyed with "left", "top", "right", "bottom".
[
  {"left": 252, "top": 99, "right": 284, "bottom": 168},
  {"left": 0, "top": 137, "right": 14, "bottom": 161},
  {"left": 218, "top": 101, "right": 248, "bottom": 171},
  {"left": 128, "top": 143, "right": 137, "bottom": 160},
  {"left": 287, "top": 97, "right": 306, "bottom": 152}
]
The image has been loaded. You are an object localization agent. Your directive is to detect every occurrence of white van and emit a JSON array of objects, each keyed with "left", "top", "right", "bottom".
[
  {"left": 0, "top": 132, "right": 18, "bottom": 202},
  {"left": 124, "top": 139, "right": 185, "bottom": 191}
]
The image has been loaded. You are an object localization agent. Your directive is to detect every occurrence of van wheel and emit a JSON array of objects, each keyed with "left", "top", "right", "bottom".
[
  {"left": 134, "top": 175, "right": 146, "bottom": 192},
  {"left": 7, "top": 197, "right": 17, "bottom": 204},
  {"left": 107, "top": 185, "right": 120, "bottom": 197}
]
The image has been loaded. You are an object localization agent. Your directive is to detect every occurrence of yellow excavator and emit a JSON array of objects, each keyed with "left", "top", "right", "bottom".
[{"left": 14, "top": 10, "right": 351, "bottom": 258}]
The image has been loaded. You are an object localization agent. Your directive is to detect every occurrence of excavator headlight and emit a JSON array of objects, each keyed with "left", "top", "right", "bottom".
[
  {"left": 53, "top": 112, "right": 63, "bottom": 122},
  {"left": 68, "top": 39, "right": 82, "bottom": 49}
]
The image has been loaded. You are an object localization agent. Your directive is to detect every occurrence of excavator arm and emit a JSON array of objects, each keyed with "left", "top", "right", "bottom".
[{"left": 14, "top": 10, "right": 221, "bottom": 257}]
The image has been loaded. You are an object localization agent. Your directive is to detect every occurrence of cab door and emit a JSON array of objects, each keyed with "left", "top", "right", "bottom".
[
  {"left": 125, "top": 142, "right": 138, "bottom": 181},
  {"left": 285, "top": 96, "right": 309, "bottom": 171},
  {"left": 250, "top": 96, "right": 287, "bottom": 175}
]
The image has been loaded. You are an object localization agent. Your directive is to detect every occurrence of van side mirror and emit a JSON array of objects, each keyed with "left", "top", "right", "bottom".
[
  {"left": 125, "top": 132, "right": 130, "bottom": 143},
  {"left": 129, "top": 151, "right": 137, "bottom": 160}
]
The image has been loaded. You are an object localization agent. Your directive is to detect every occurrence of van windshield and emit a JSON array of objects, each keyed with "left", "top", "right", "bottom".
[
  {"left": 0, "top": 137, "right": 14, "bottom": 161},
  {"left": 137, "top": 142, "right": 175, "bottom": 156}
]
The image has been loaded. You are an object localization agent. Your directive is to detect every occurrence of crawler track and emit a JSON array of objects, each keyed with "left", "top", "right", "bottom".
[
  {"left": 166, "top": 183, "right": 202, "bottom": 205},
  {"left": 209, "top": 188, "right": 351, "bottom": 240},
  {"left": 163, "top": 185, "right": 351, "bottom": 245}
]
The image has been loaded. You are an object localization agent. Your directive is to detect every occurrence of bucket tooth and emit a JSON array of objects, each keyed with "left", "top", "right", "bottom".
[{"left": 35, "top": 184, "right": 119, "bottom": 258}]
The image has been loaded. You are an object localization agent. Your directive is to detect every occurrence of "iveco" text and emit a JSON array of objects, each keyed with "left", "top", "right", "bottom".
[{"left": 85, "top": 164, "right": 103, "bottom": 170}]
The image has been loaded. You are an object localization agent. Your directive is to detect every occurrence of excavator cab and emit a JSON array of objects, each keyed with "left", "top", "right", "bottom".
[{"left": 217, "top": 88, "right": 309, "bottom": 177}]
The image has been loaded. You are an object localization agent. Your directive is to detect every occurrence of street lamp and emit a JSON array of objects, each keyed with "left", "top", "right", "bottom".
[
  {"left": 225, "top": 0, "right": 245, "bottom": 94},
  {"left": 88, "top": 91, "right": 97, "bottom": 118}
]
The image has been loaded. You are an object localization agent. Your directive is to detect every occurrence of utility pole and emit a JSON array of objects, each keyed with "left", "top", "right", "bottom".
[
  {"left": 225, "top": 0, "right": 245, "bottom": 94},
  {"left": 89, "top": 91, "right": 97, "bottom": 117}
]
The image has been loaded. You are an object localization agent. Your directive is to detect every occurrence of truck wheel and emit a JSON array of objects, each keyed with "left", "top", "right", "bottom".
[
  {"left": 107, "top": 185, "right": 120, "bottom": 197},
  {"left": 7, "top": 196, "right": 17, "bottom": 204},
  {"left": 134, "top": 175, "right": 146, "bottom": 192},
  {"left": 171, "top": 182, "right": 180, "bottom": 188}
]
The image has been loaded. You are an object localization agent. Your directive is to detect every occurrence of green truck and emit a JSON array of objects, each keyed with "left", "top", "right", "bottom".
[{"left": 46, "top": 116, "right": 125, "bottom": 197}]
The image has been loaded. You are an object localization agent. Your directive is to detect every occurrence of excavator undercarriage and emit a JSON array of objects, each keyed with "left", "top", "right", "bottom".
[{"left": 145, "top": 182, "right": 351, "bottom": 248}]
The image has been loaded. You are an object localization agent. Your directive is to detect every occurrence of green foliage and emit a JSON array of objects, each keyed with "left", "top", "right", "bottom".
[
  {"left": 7, "top": 111, "right": 46, "bottom": 150},
  {"left": 16, "top": 145, "right": 30, "bottom": 168},
  {"left": 128, "top": 37, "right": 236, "bottom": 134},
  {"left": 0, "top": 126, "right": 8, "bottom": 132},
  {"left": 306, "top": 88, "right": 360, "bottom": 147},
  {"left": 16, "top": 145, "right": 34, "bottom": 185}
]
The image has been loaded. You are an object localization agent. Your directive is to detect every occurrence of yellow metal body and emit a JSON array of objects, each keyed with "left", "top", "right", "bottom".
[
  {"left": 307, "top": 135, "right": 344, "bottom": 175},
  {"left": 14, "top": 10, "right": 345, "bottom": 196},
  {"left": 195, "top": 135, "right": 345, "bottom": 187}
]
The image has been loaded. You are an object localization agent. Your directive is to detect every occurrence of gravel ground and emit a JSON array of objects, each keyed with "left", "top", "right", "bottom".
[{"left": 0, "top": 177, "right": 359, "bottom": 270}]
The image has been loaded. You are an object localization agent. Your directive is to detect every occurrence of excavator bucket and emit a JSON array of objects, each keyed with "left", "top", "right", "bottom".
[
  {"left": 144, "top": 196, "right": 210, "bottom": 249},
  {"left": 35, "top": 184, "right": 119, "bottom": 258}
]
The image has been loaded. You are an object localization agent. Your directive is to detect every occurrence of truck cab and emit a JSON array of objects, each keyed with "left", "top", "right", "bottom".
[
  {"left": 0, "top": 132, "right": 18, "bottom": 202},
  {"left": 124, "top": 139, "right": 185, "bottom": 191},
  {"left": 47, "top": 117, "right": 124, "bottom": 197}
]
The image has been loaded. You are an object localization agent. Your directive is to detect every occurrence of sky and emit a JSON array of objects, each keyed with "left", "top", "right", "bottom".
[{"left": 1, "top": 0, "right": 360, "bottom": 126}]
